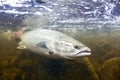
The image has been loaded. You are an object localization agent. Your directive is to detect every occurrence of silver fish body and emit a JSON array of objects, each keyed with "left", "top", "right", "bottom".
[{"left": 20, "top": 29, "right": 91, "bottom": 59}]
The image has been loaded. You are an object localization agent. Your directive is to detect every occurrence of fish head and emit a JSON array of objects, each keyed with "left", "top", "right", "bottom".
[{"left": 48, "top": 40, "right": 91, "bottom": 59}]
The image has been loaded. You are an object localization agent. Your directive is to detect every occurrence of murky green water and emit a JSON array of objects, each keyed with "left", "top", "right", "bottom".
[{"left": 0, "top": 28, "right": 120, "bottom": 80}]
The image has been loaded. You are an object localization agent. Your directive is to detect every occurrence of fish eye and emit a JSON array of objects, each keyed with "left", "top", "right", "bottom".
[{"left": 74, "top": 45, "right": 80, "bottom": 49}]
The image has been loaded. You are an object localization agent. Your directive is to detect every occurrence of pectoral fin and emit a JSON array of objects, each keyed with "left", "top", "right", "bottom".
[{"left": 17, "top": 45, "right": 27, "bottom": 49}]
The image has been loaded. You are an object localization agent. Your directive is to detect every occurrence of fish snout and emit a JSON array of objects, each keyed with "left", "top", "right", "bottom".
[
  {"left": 66, "top": 47, "right": 91, "bottom": 59},
  {"left": 76, "top": 47, "right": 91, "bottom": 56}
]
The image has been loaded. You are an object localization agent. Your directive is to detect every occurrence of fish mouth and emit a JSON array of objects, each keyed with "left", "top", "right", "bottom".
[
  {"left": 64, "top": 47, "right": 91, "bottom": 59},
  {"left": 75, "top": 47, "right": 91, "bottom": 57},
  {"left": 76, "top": 49, "right": 91, "bottom": 56},
  {"left": 77, "top": 50, "right": 91, "bottom": 54},
  {"left": 66, "top": 49, "right": 91, "bottom": 59}
]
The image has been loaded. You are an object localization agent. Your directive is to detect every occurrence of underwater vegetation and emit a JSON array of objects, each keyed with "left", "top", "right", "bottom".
[
  {"left": 0, "top": 31, "right": 120, "bottom": 80},
  {"left": 0, "top": 0, "right": 120, "bottom": 80}
]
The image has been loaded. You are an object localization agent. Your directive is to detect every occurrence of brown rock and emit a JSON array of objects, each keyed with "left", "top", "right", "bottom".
[{"left": 99, "top": 57, "right": 120, "bottom": 80}]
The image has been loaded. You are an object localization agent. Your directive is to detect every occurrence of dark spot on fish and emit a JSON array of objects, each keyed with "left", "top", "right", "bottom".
[
  {"left": 49, "top": 51, "right": 54, "bottom": 55},
  {"left": 15, "top": 38, "right": 21, "bottom": 42},
  {"left": 36, "top": 41, "right": 48, "bottom": 49}
]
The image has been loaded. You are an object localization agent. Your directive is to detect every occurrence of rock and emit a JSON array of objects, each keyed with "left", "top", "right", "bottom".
[
  {"left": 104, "top": 44, "right": 120, "bottom": 59},
  {"left": 99, "top": 57, "right": 120, "bottom": 80},
  {"left": 2, "top": 67, "right": 22, "bottom": 80}
]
